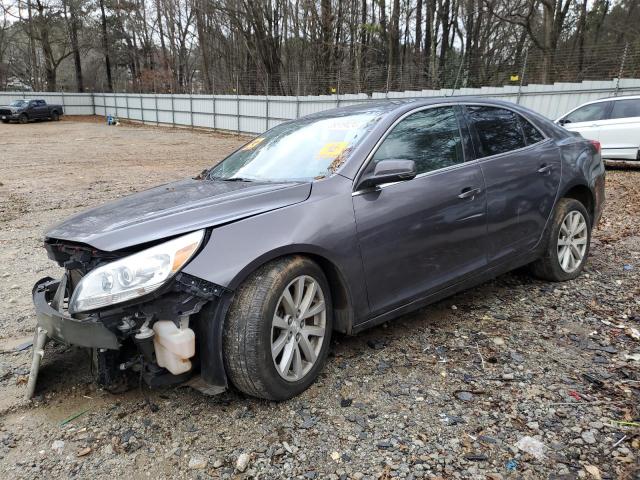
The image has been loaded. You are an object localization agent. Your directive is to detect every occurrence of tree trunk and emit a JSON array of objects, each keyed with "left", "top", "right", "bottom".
[
  {"left": 26, "top": 0, "right": 40, "bottom": 90},
  {"left": 415, "top": 0, "right": 423, "bottom": 58},
  {"left": 67, "top": 0, "right": 83, "bottom": 92},
  {"left": 379, "top": 0, "right": 388, "bottom": 65},
  {"left": 194, "top": 0, "right": 213, "bottom": 93},
  {"left": 388, "top": 0, "right": 400, "bottom": 89},
  {"left": 575, "top": 0, "right": 587, "bottom": 78},
  {"left": 99, "top": 0, "right": 113, "bottom": 92},
  {"left": 320, "top": 0, "right": 333, "bottom": 87},
  {"left": 155, "top": 0, "right": 170, "bottom": 82},
  {"left": 438, "top": 0, "right": 451, "bottom": 87}
]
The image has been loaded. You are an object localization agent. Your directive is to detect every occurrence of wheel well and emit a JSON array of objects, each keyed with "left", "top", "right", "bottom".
[
  {"left": 304, "top": 254, "right": 353, "bottom": 334},
  {"left": 563, "top": 185, "right": 594, "bottom": 223},
  {"left": 238, "top": 253, "right": 354, "bottom": 335}
]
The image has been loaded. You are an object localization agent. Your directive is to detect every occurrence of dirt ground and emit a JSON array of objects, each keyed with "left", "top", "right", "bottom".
[{"left": 0, "top": 119, "right": 638, "bottom": 479}]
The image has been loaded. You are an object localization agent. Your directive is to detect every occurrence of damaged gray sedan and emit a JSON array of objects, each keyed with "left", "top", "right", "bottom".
[{"left": 29, "top": 98, "right": 605, "bottom": 400}]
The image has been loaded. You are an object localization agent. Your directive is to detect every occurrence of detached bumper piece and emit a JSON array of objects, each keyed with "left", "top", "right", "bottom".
[
  {"left": 33, "top": 277, "right": 120, "bottom": 350},
  {"left": 27, "top": 276, "right": 121, "bottom": 399}
]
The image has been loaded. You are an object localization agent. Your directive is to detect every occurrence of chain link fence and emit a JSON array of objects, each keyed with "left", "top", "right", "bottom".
[{"left": 188, "top": 42, "right": 639, "bottom": 97}]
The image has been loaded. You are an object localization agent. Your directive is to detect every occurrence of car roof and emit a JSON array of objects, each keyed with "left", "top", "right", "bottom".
[
  {"left": 579, "top": 94, "right": 640, "bottom": 106},
  {"left": 303, "top": 96, "right": 534, "bottom": 120}
]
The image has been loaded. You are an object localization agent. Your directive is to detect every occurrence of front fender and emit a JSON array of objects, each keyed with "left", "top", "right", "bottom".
[{"left": 182, "top": 175, "right": 370, "bottom": 324}]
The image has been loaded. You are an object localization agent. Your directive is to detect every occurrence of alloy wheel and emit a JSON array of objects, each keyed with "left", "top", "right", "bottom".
[
  {"left": 557, "top": 210, "right": 588, "bottom": 273},
  {"left": 271, "top": 275, "right": 326, "bottom": 381}
]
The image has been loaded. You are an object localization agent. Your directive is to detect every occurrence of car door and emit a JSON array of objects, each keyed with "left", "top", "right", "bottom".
[
  {"left": 596, "top": 98, "right": 640, "bottom": 159},
  {"left": 558, "top": 101, "right": 612, "bottom": 142},
  {"left": 352, "top": 105, "right": 488, "bottom": 316},
  {"left": 26, "top": 100, "right": 39, "bottom": 118},
  {"left": 35, "top": 100, "right": 48, "bottom": 118},
  {"left": 464, "top": 105, "right": 561, "bottom": 265}
]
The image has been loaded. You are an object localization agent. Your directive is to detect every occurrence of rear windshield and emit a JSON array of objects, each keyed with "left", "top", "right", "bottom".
[{"left": 208, "top": 112, "right": 381, "bottom": 182}]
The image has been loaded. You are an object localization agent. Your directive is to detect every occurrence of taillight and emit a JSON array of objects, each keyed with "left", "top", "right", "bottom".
[{"left": 590, "top": 140, "right": 601, "bottom": 154}]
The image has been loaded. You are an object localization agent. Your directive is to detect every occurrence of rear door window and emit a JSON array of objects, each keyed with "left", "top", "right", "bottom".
[
  {"left": 610, "top": 99, "right": 640, "bottom": 119},
  {"left": 563, "top": 102, "right": 610, "bottom": 123},
  {"left": 465, "top": 106, "right": 526, "bottom": 158},
  {"left": 518, "top": 115, "right": 545, "bottom": 145}
]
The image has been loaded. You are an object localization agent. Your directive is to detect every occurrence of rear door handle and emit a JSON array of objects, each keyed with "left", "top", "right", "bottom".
[
  {"left": 537, "top": 164, "right": 552, "bottom": 175},
  {"left": 458, "top": 187, "right": 481, "bottom": 199}
]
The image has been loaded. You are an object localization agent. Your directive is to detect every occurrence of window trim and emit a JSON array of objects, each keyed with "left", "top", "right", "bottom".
[
  {"left": 462, "top": 104, "right": 551, "bottom": 162},
  {"left": 562, "top": 101, "right": 613, "bottom": 124},
  {"left": 352, "top": 103, "right": 467, "bottom": 195},
  {"left": 352, "top": 102, "right": 551, "bottom": 195},
  {"left": 609, "top": 98, "right": 640, "bottom": 120}
]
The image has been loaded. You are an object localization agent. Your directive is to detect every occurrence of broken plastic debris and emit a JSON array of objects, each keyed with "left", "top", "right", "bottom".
[
  {"left": 624, "top": 353, "right": 640, "bottom": 362},
  {"left": 506, "top": 459, "right": 518, "bottom": 471},
  {"left": 515, "top": 436, "right": 546, "bottom": 460}
]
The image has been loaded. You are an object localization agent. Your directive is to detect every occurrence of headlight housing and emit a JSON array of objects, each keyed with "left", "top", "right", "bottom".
[{"left": 69, "top": 230, "right": 204, "bottom": 314}]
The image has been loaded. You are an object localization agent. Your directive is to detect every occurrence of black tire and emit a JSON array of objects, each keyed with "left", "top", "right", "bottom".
[
  {"left": 530, "top": 198, "right": 591, "bottom": 282},
  {"left": 223, "top": 256, "right": 333, "bottom": 401},
  {"left": 18, "top": 113, "right": 28, "bottom": 124},
  {"left": 1, "top": 120, "right": 8, "bottom": 124},
  {"left": 51, "top": 111, "right": 60, "bottom": 121}
]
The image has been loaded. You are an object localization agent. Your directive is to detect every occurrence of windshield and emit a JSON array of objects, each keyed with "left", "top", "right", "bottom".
[
  {"left": 9, "top": 100, "right": 28, "bottom": 107},
  {"left": 208, "top": 112, "right": 381, "bottom": 182}
]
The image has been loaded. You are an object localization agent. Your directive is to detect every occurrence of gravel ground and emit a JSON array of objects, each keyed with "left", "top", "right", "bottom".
[{"left": 0, "top": 119, "right": 638, "bottom": 480}]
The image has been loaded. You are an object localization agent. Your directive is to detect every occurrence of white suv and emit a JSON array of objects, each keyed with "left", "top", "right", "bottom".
[{"left": 557, "top": 95, "right": 640, "bottom": 163}]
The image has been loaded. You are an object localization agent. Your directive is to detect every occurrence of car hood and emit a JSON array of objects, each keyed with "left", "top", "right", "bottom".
[
  {"left": 45, "top": 179, "right": 312, "bottom": 251},
  {"left": 0, "top": 105, "right": 19, "bottom": 112}
]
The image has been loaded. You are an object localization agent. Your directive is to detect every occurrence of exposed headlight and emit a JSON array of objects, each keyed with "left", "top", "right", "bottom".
[{"left": 69, "top": 230, "right": 204, "bottom": 314}]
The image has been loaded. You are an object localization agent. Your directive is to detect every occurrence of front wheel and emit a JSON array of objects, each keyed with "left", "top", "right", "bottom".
[
  {"left": 530, "top": 198, "right": 591, "bottom": 281},
  {"left": 223, "top": 256, "right": 332, "bottom": 400},
  {"left": 51, "top": 111, "right": 60, "bottom": 121},
  {"left": 18, "top": 114, "right": 28, "bottom": 124}
]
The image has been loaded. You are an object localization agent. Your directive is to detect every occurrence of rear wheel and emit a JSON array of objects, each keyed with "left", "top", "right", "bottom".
[
  {"left": 18, "top": 113, "right": 28, "bottom": 124},
  {"left": 530, "top": 198, "right": 591, "bottom": 281},
  {"left": 223, "top": 256, "right": 332, "bottom": 400}
]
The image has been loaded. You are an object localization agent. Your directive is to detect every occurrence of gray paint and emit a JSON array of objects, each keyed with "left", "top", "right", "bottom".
[
  {"left": 43, "top": 97, "right": 605, "bottom": 331},
  {"left": 46, "top": 179, "right": 311, "bottom": 251}
]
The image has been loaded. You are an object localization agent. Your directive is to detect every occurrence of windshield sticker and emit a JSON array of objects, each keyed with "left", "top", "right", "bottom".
[
  {"left": 317, "top": 141, "right": 349, "bottom": 159},
  {"left": 241, "top": 137, "right": 265, "bottom": 151}
]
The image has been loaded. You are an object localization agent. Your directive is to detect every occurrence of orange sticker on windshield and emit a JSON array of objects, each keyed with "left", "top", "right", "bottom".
[
  {"left": 241, "top": 137, "right": 264, "bottom": 151},
  {"left": 317, "top": 141, "right": 348, "bottom": 158}
]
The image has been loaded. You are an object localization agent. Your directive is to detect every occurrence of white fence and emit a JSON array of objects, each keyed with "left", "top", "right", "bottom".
[{"left": 2, "top": 78, "right": 640, "bottom": 135}]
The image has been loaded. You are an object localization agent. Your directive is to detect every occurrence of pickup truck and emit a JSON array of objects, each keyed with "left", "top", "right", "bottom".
[{"left": 0, "top": 99, "right": 64, "bottom": 124}]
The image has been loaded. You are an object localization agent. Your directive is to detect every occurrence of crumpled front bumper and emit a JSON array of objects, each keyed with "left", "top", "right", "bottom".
[{"left": 32, "top": 277, "right": 120, "bottom": 350}]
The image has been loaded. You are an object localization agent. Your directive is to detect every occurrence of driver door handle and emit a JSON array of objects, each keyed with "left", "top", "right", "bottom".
[
  {"left": 538, "top": 164, "right": 552, "bottom": 175},
  {"left": 458, "top": 187, "right": 481, "bottom": 200}
]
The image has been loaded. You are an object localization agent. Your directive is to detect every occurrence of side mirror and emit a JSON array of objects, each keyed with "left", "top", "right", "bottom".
[
  {"left": 558, "top": 118, "right": 570, "bottom": 126},
  {"left": 357, "top": 159, "right": 417, "bottom": 190}
]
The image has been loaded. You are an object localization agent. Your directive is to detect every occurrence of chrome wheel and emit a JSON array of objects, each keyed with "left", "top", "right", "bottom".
[
  {"left": 271, "top": 275, "right": 326, "bottom": 382},
  {"left": 557, "top": 210, "right": 588, "bottom": 273}
]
